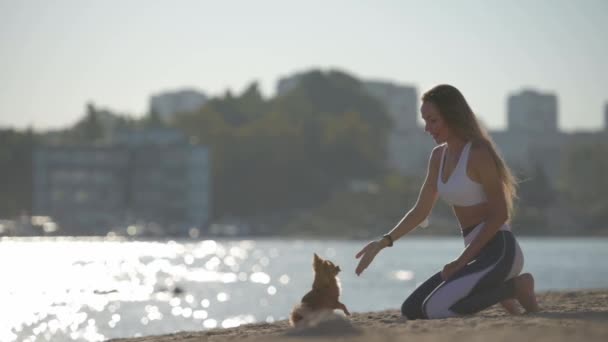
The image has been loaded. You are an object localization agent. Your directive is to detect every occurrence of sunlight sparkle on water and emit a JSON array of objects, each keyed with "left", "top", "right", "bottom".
[
  {"left": 171, "top": 307, "right": 183, "bottom": 317},
  {"left": 0, "top": 237, "right": 437, "bottom": 341},
  {"left": 193, "top": 240, "right": 218, "bottom": 258},
  {"left": 145, "top": 306, "right": 162, "bottom": 321},
  {"left": 181, "top": 307, "right": 193, "bottom": 318},
  {"left": 220, "top": 315, "right": 255, "bottom": 329},
  {"left": 392, "top": 270, "right": 415, "bottom": 281},
  {"left": 229, "top": 246, "right": 249, "bottom": 259},
  {"left": 0, "top": 238, "right": 186, "bottom": 342},
  {"left": 185, "top": 294, "right": 194, "bottom": 304},
  {"left": 204, "top": 256, "right": 221, "bottom": 270},
  {"left": 223, "top": 255, "right": 237, "bottom": 266},
  {"left": 216, "top": 292, "right": 230, "bottom": 302},
  {"left": 185, "top": 269, "right": 238, "bottom": 283},
  {"left": 259, "top": 256, "right": 270, "bottom": 266},
  {"left": 193, "top": 310, "right": 208, "bottom": 320},
  {"left": 267, "top": 286, "right": 277, "bottom": 295},
  {"left": 203, "top": 319, "right": 217, "bottom": 329},
  {"left": 249, "top": 272, "right": 270, "bottom": 284}
]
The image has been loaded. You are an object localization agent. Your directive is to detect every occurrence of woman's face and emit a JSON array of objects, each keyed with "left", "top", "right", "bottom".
[{"left": 421, "top": 101, "right": 451, "bottom": 144}]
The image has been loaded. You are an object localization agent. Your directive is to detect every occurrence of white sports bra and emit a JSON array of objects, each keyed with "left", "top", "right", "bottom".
[{"left": 437, "top": 142, "right": 487, "bottom": 207}]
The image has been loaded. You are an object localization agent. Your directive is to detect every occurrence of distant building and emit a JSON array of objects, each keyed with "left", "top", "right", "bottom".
[
  {"left": 363, "top": 81, "right": 422, "bottom": 173},
  {"left": 149, "top": 89, "right": 207, "bottom": 123},
  {"left": 491, "top": 130, "right": 563, "bottom": 183},
  {"left": 112, "top": 127, "right": 186, "bottom": 146},
  {"left": 127, "top": 143, "right": 210, "bottom": 233},
  {"left": 507, "top": 89, "right": 559, "bottom": 133},
  {"left": 363, "top": 81, "right": 419, "bottom": 134},
  {"left": 33, "top": 146, "right": 130, "bottom": 233},
  {"left": 386, "top": 130, "right": 434, "bottom": 175},
  {"left": 32, "top": 128, "right": 211, "bottom": 236}
]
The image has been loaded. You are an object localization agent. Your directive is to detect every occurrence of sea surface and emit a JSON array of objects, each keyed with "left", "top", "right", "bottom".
[{"left": 1, "top": 237, "right": 607, "bottom": 342}]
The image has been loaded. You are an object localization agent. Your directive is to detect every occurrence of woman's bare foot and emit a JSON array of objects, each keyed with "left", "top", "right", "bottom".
[
  {"left": 500, "top": 298, "right": 521, "bottom": 315},
  {"left": 513, "top": 273, "right": 540, "bottom": 313}
]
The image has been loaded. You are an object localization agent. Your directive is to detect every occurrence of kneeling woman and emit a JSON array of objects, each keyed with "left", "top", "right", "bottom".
[{"left": 355, "top": 84, "right": 539, "bottom": 319}]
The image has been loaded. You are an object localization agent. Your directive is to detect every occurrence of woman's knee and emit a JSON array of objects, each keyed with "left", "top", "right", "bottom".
[
  {"left": 401, "top": 296, "right": 423, "bottom": 319},
  {"left": 422, "top": 296, "right": 454, "bottom": 319},
  {"left": 400, "top": 272, "right": 444, "bottom": 319}
]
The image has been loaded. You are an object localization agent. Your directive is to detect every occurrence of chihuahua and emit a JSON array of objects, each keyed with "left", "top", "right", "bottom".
[{"left": 289, "top": 253, "right": 350, "bottom": 326}]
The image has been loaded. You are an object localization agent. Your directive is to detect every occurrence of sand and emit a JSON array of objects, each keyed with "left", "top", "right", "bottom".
[{"left": 107, "top": 290, "right": 608, "bottom": 342}]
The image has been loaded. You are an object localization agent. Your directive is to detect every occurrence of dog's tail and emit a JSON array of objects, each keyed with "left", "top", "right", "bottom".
[{"left": 289, "top": 303, "right": 311, "bottom": 327}]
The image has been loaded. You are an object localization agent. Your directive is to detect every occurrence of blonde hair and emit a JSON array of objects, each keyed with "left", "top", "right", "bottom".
[{"left": 422, "top": 84, "right": 518, "bottom": 218}]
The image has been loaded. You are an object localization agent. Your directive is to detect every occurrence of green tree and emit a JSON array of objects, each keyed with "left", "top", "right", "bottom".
[
  {"left": 143, "top": 109, "right": 165, "bottom": 128},
  {"left": 171, "top": 69, "right": 393, "bottom": 220},
  {"left": 81, "top": 102, "right": 104, "bottom": 141}
]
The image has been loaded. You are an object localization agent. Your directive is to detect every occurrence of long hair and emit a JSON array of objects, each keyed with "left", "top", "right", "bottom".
[{"left": 422, "top": 84, "right": 518, "bottom": 218}]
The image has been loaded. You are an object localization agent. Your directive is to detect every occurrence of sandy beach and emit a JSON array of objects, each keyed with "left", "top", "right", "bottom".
[{"left": 107, "top": 290, "right": 608, "bottom": 342}]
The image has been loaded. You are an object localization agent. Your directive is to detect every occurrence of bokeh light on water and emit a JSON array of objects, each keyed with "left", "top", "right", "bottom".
[
  {"left": 0, "top": 237, "right": 301, "bottom": 342},
  {"left": 1, "top": 237, "right": 607, "bottom": 342}
]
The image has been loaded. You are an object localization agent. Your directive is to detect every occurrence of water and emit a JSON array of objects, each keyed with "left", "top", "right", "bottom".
[{"left": 1, "top": 237, "right": 607, "bottom": 342}]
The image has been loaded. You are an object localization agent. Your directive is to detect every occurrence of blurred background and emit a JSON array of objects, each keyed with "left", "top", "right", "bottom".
[{"left": 0, "top": 0, "right": 607, "bottom": 341}]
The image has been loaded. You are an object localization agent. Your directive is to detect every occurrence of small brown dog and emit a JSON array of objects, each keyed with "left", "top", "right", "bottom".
[{"left": 289, "top": 253, "right": 350, "bottom": 326}]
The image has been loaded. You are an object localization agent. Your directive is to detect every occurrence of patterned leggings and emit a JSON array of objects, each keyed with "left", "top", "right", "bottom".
[{"left": 401, "top": 230, "right": 523, "bottom": 319}]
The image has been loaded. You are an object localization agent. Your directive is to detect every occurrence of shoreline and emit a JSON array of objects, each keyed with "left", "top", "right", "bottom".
[
  {"left": 107, "top": 289, "right": 608, "bottom": 342},
  {"left": 3, "top": 233, "right": 608, "bottom": 242}
]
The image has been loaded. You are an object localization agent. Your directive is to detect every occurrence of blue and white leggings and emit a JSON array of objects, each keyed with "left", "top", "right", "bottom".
[{"left": 401, "top": 225, "right": 523, "bottom": 319}]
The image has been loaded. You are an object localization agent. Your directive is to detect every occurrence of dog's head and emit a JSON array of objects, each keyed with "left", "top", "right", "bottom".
[{"left": 313, "top": 253, "right": 341, "bottom": 277}]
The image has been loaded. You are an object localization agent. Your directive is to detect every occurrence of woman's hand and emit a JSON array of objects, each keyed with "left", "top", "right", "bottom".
[
  {"left": 355, "top": 240, "right": 385, "bottom": 276},
  {"left": 440, "top": 259, "right": 465, "bottom": 281}
]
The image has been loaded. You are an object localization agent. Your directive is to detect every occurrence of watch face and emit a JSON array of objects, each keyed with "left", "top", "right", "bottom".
[{"left": 383, "top": 234, "right": 393, "bottom": 246}]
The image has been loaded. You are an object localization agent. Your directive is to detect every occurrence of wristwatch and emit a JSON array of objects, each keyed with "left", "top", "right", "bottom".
[{"left": 382, "top": 234, "right": 393, "bottom": 247}]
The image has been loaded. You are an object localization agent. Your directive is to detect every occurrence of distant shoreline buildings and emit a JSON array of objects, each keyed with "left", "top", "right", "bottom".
[
  {"left": 277, "top": 73, "right": 607, "bottom": 185},
  {"left": 32, "top": 128, "right": 211, "bottom": 236},
  {"left": 507, "top": 89, "right": 559, "bottom": 134},
  {"left": 26, "top": 74, "right": 607, "bottom": 235}
]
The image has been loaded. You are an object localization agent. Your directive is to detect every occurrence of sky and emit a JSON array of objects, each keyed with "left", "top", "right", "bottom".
[{"left": 0, "top": 0, "right": 606, "bottom": 132}]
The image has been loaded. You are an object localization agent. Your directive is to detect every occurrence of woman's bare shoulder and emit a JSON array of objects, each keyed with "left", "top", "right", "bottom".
[
  {"left": 428, "top": 144, "right": 445, "bottom": 166},
  {"left": 469, "top": 140, "right": 497, "bottom": 170},
  {"left": 431, "top": 144, "right": 445, "bottom": 158}
]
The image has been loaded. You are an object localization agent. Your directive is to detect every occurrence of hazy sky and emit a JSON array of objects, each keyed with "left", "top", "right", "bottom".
[{"left": 1, "top": 0, "right": 606, "bottom": 131}]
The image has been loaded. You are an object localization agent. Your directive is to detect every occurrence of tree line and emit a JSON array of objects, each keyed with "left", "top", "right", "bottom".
[{"left": 1, "top": 69, "right": 606, "bottom": 236}]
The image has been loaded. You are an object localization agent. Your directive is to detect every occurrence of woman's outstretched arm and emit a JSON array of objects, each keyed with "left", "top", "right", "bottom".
[
  {"left": 382, "top": 145, "right": 442, "bottom": 243},
  {"left": 355, "top": 146, "right": 441, "bottom": 276}
]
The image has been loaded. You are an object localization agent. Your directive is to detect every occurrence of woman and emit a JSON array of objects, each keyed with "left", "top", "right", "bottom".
[{"left": 355, "top": 84, "right": 539, "bottom": 319}]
